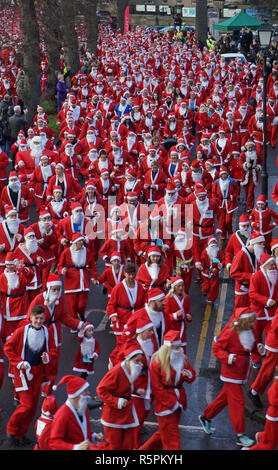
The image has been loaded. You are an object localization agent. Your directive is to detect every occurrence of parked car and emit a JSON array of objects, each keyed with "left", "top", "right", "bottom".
[{"left": 220, "top": 52, "right": 247, "bottom": 64}]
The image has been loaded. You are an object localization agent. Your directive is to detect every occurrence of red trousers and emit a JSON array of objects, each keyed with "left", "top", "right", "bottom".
[
  {"left": 251, "top": 319, "right": 272, "bottom": 363},
  {"left": 192, "top": 237, "right": 208, "bottom": 279},
  {"left": 201, "top": 275, "right": 220, "bottom": 302},
  {"left": 204, "top": 381, "right": 246, "bottom": 434},
  {"left": 64, "top": 291, "right": 89, "bottom": 320},
  {"left": 218, "top": 210, "right": 234, "bottom": 239},
  {"left": 140, "top": 409, "right": 182, "bottom": 450},
  {"left": 251, "top": 350, "right": 278, "bottom": 395},
  {"left": 179, "top": 269, "right": 193, "bottom": 294},
  {"left": 7, "top": 365, "right": 43, "bottom": 438},
  {"left": 3, "top": 319, "right": 22, "bottom": 341},
  {"left": 242, "top": 180, "right": 255, "bottom": 212},
  {"left": 132, "top": 396, "right": 150, "bottom": 449},
  {"left": 271, "top": 124, "right": 278, "bottom": 148},
  {"left": 250, "top": 419, "right": 278, "bottom": 450},
  {"left": 103, "top": 425, "right": 135, "bottom": 450}
]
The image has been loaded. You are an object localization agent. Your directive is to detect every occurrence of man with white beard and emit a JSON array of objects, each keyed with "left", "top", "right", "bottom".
[
  {"left": 15, "top": 135, "right": 55, "bottom": 181},
  {"left": 29, "top": 154, "right": 55, "bottom": 210},
  {"left": 49, "top": 375, "right": 105, "bottom": 450},
  {"left": 58, "top": 232, "right": 98, "bottom": 322},
  {"left": 239, "top": 140, "right": 262, "bottom": 212},
  {"left": 249, "top": 253, "right": 278, "bottom": 368},
  {"left": 225, "top": 213, "right": 252, "bottom": 272},
  {"left": 13, "top": 226, "right": 47, "bottom": 302},
  {"left": 4, "top": 305, "right": 56, "bottom": 447},
  {"left": 96, "top": 344, "right": 143, "bottom": 450},
  {"left": 156, "top": 181, "right": 185, "bottom": 238},
  {"left": 1, "top": 171, "right": 33, "bottom": 224},
  {"left": 57, "top": 202, "right": 91, "bottom": 251},
  {"left": 0, "top": 205, "right": 24, "bottom": 274},
  {"left": 230, "top": 231, "right": 265, "bottom": 309},
  {"left": 136, "top": 246, "right": 171, "bottom": 292},
  {"left": 0, "top": 252, "right": 34, "bottom": 340},
  {"left": 200, "top": 236, "right": 225, "bottom": 304}
]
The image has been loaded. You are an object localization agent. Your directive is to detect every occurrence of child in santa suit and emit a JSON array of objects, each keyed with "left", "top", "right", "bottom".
[
  {"left": 73, "top": 322, "right": 99, "bottom": 379},
  {"left": 34, "top": 395, "right": 58, "bottom": 450},
  {"left": 97, "top": 251, "right": 125, "bottom": 297},
  {"left": 200, "top": 236, "right": 225, "bottom": 304},
  {"left": 249, "top": 195, "right": 278, "bottom": 252},
  {"left": 199, "top": 307, "right": 264, "bottom": 448},
  {"left": 99, "top": 223, "right": 133, "bottom": 266},
  {"left": 140, "top": 330, "right": 196, "bottom": 450},
  {"left": 245, "top": 377, "right": 278, "bottom": 451},
  {"left": 164, "top": 277, "right": 192, "bottom": 354}
]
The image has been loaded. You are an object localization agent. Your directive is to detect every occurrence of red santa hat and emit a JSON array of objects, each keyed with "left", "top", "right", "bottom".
[
  {"left": 219, "top": 165, "right": 228, "bottom": 175},
  {"left": 270, "top": 237, "right": 278, "bottom": 252},
  {"left": 24, "top": 226, "right": 35, "bottom": 239},
  {"left": 52, "top": 374, "right": 89, "bottom": 398},
  {"left": 166, "top": 182, "right": 176, "bottom": 193},
  {"left": 85, "top": 179, "right": 96, "bottom": 190},
  {"left": 39, "top": 209, "right": 51, "bottom": 219},
  {"left": 149, "top": 207, "right": 163, "bottom": 220},
  {"left": 163, "top": 330, "right": 182, "bottom": 347},
  {"left": 126, "top": 191, "right": 138, "bottom": 200},
  {"left": 135, "top": 316, "right": 154, "bottom": 334},
  {"left": 147, "top": 246, "right": 162, "bottom": 259},
  {"left": 233, "top": 307, "right": 256, "bottom": 324},
  {"left": 55, "top": 162, "right": 64, "bottom": 170},
  {"left": 256, "top": 195, "right": 267, "bottom": 206},
  {"left": 260, "top": 253, "right": 275, "bottom": 269},
  {"left": 249, "top": 231, "right": 265, "bottom": 245},
  {"left": 110, "top": 251, "right": 122, "bottom": 262},
  {"left": 191, "top": 159, "right": 202, "bottom": 170},
  {"left": 205, "top": 159, "right": 214, "bottom": 167},
  {"left": 245, "top": 140, "right": 255, "bottom": 147},
  {"left": 5, "top": 205, "right": 17, "bottom": 217},
  {"left": 46, "top": 274, "right": 62, "bottom": 289},
  {"left": 41, "top": 395, "right": 58, "bottom": 418},
  {"left": 71, "top": 232, "right": 85, "bottom": 244},
  {"left": 111, "top": 223, "right": 124, "bottom": 234},
  {"left": 238, "top": 213, "right": 249, "bottom": 225},
  {"left": 195, "top": 186, "right": 207, "bottom": 196},
  {"left": 170, "top": 276, "right": 184, "bottom": 288},
  {"left": 147, "top": 288, "right": 165, "bottom": 303},
  {"left": 71, "top": 202, "right": 83, "bottom": 213},
  {"left": 207, "top": 236, "right": 217, "bottom": 246},
  {"left": 100, "top": 168, "right": 109, "bottom": 176},
  {"left": 126, "top": 168, "right": 136, "bottom": 179},
  {"left": 9, "top": 171, "right": 18, "bottom": 180},
  {"left": 53, "top": 185, "right": 63, "bottom": 193},
  {"left": 82, "top": 321, "right": 95, "bottom": 334},
  {"left": 124, "top": 343, "right": 143, "bottom": 361},
  {"left": 5, "top": 252, "right": 15, "bottom": 265}
]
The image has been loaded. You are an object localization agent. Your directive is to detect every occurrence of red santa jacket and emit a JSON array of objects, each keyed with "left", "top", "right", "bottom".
[
  {"left": 149, "top": 354, "right": 196, "bottom": 416},
  {"left": 98, "top": 265, "right": 125, "bottom": 298},
  {"left": 96, "top": 361, "right": 140, "bottom": 428},
  {"left": 249, "top": 268, "right": 278, "bottom": 321},
  {"left": 99, "top": 237, "right": 133, "bottom": 265},
  {"left": 12, "top": 243, "right": 47, "bottom": 291},
  {"left": 142, "top": 167, "right": 167, "bottom": 204},
  {"left": 46, "top": 173, "right": 82, "bottom": 201},
  {"left": 0, "top": 266, "right": 33, "bottom": 324},
  {"left": 0, "top": 220, "right": 24, "bottom": 271},
  {"left": 46, "top": 198, "right": 71, "bottom": 227},
  {"left": 164, "top": 294, "right": 191, "bottom": 347},
  {"left": 29, "top": 164, "right": 55, "bottom": 200},
  {"left": 264, "top": 309, "right": 278, "bottom": 353},
  {"left": 1, "top": 184, "right": 33, "bottom": 223},
  {"left": 3, "top": 322, "right": 56, "bottom": 392},
  {"left": 212, "top": 325, "right": 261, "bottom": 384},
  {"left": 200, "top": 245, "right": 225, "bottom": 278},
  {"left": 192, "top": 198, "right": 220, "bottom": 240},
  {"left": 106, "top": 279, "right": 146, "bottom": 333},
  {"left": 249, "top": 207, "right": 278, "bottom": 236},
  {"left": 225, "top": 230, "right": 249, "bottom": 268},
  {"left": 212, "top": 176, "right": 239, "bottom": 214},
  {"left": 136, "top": 261, "right": 170, "bottom": 292},
  {"left": 230, "top": 246, "right": 259, "bottom": 298},
  {"left": 133, "top": 221, "right": 171, "bottom": 261},
  {"left": 57, "top": 246, "right": 97, "bottom": 292}
]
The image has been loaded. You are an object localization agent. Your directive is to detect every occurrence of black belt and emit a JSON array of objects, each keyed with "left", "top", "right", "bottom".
[
  {"left": 195, "top": 223, "right": 214, "bottom": 228},
  {"left": 65, "top": 266, "right": 87, "bottom": 270},
  {"left": 6, "top": 293, "right": 24, "bottom": 298},
  {"left": 114, "top": 395, "right": 131, "bottom": 400},
  {"left": 152, "top": 283, "right": 164, "bottom": 288},
  {"left": 118, "top": 305, "right": 134, "bottom": 311},
  {"left": 164, "top": 384, "right": 183, "bottom": 390},
  {"left": 45, "top": 319, "right": 56, "bottom": 325}
]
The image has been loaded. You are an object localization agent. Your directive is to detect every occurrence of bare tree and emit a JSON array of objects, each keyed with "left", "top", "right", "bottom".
[
  {"left": 115, "top": 0, "right": 129, "bottom": 33},
  {"left": 195, "top": 0, "right": 208, "bottom": 47},
  {"left": 19, "top": 0, "right": 41, "bottom": 124},
  {"left": 82, "top": 0, "right": 98, "bottom": 56},
  {"left": 58, "top": 0, "right": 80, "bottom": 76}
]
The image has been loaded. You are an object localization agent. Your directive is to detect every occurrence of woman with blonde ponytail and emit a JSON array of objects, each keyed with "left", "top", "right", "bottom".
[{"left": 140, "top": 330, "right": 196, "bottom": 450}]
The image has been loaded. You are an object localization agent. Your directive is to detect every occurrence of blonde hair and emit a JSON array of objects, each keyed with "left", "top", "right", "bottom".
[
  {"left": 151, "top": 344, "right": 172, "bottom": 383},
  {"left": 231, "top": 314, "right": 256, "bottom": 333},
  {"left": 166, "top": 285, "right": 185, "bottom": 299}
]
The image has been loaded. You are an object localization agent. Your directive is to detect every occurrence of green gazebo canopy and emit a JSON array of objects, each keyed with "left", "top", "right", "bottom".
[{"left": 213, "top": 11, "right": 261, "bottom": 31}]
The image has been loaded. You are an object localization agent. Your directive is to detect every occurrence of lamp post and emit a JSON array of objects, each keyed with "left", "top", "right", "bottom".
[{"left": 258, "top": 21, "right": 273, "bottom": 198}]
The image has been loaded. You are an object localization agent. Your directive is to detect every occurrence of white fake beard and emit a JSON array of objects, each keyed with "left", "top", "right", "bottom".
[
  {"left": 238, "top": 329, "right": 255, "bottom": 351},
  {"left": 207, "top": 245, "right": 219, "bottom": 259},
  {"left": 87, "top": 135, "right": 95, "bottom": 143},
  {"left": 239, "top": 226, "right": 251, "bottom": 239},
  {"left": 26, "top": 239, "right": 38, "bottom": 254},
  {"left": 70, "top": 245, "right": 86, "bottom": 267},
  {"left": 246, "top": 150, "right": 257, "bottom": 163},
  {"left": 192, "top": 171, "right": 202, "bottom": 182},
  {"left": 175, "top": 235, "right": 187, "bottom": 251},
  {"left": 253, "top": 244, "right": 264, "bottom": 262},
  {"left": 77, "top": 395, "right": 91, "bottom": 415},
  {"left": 196, "top": 197, "right": 209, "bottom": 214},
  {"left": 9, "top": 181, "right": 20, "bottom": 192},
  {"left": 137, "top": 337, "right": 153, "bottom": 363},
  {"left": 72, "top": 212, "right": 84, "bottom": 224},
  {"left": 165, "top": 192, "right": 178, "bottom": 205},
  {"left": 27, "top": 326, "right": 45, "bottom": 352},
  {"left": 170, "top": 349, "right": 184, "bottom": 372},
  {"left": 129, "top": 361, "right": 143, "bottom": 383},
  {"left": 39, "top": 220, "right": 52, "bottom": 235},
  {"left": 31, "top": 145, "right": 43, "bottom": 159},
  {"left": 6, "top": 218, "right": 19, "bottom": 234},
  {"left": 127, "top": 136, "right": 136, "bottom": 146},
  {"left": 46, "top": 290, "right": 61, "bottom": 306},
  {"left": 41, "top": 164, "right": 52, "bottom": 181},
  {"left": 88, "top": 152, "right": 98, "bottom": 162},
  {"left": 145, "top": 117, "right": 153, "bottom": 127},
  {"left": 81, "top": 336, "right": 95, "bottom": 358},
  {"left": 133, "top": 112, "right": 141, "bottom": 121},
  {"left": 5, "top": 270, "right": 19, "bottom": 290},
  {"left": 148, "top": 263, "right": 159, "bottom": 281},
  {"left": 169, "top": 122, "right": 176, "bottom": 131},
  {"left": 276, "top": 257, "right": 278, "bottom": 268},
  {"left": 65, "top": 148, "right": 73, "bottom": 157},
  {"left": 267, "top": 269, "right": 278, "bottom": 285}
]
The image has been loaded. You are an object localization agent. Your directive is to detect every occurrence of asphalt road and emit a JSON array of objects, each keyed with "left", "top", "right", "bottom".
[{"left": 0, "top": 145, "right": 277, "bottom": 452}]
